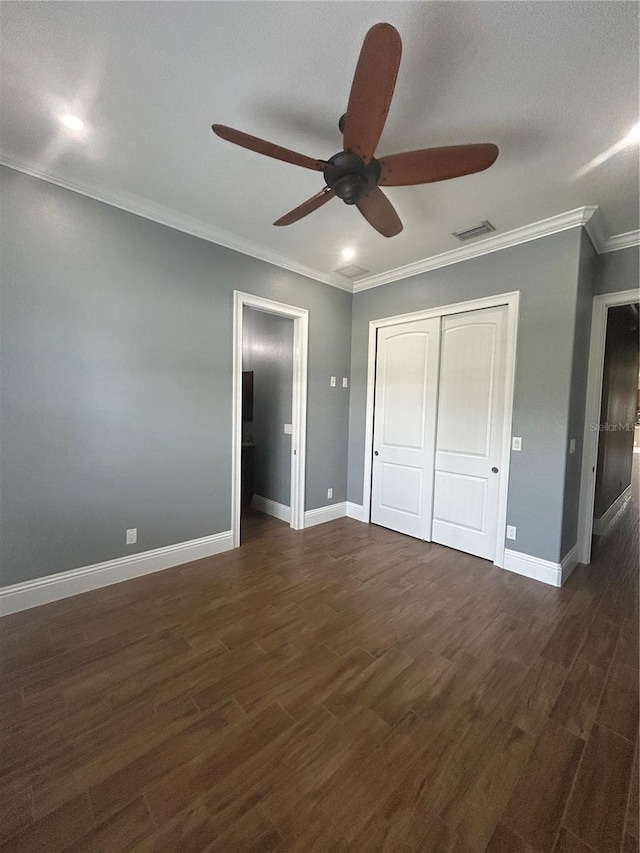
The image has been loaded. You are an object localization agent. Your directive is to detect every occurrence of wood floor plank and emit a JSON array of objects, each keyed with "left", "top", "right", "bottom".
[
  {"left": 595, "top": 652, "right": 639, "bottom": 743},
  {"left": 1, "top": 473, "right": 636, "bottom": 853},
  {"left": 548, "top": 657, "right": 607, "bottom": 740},
  {"left": 501, "top": 720, "right": 584, "bottom": 851},
  {"left": 564, "top": 723, "right": 635, "bottom": 852},
  {"left": 0, "top": 793, "right": 95, "bottom": 853},
  {"left": 439, "top": 717, "right": 533, "bottom": 851}
]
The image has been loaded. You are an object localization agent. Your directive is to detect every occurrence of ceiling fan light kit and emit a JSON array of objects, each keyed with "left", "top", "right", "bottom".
[{"left": 212, "top": 23, "right": 499, "bottom": 238}]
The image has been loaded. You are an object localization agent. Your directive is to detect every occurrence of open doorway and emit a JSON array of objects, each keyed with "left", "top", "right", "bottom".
[
  {"left": 578, "top": 289, "right": 640, "bottom": 564},
  {"left": 232, "top": 292, "right": 308, "bottom": 548},
  {"left": 241, "top": 308, "right": 294, "bottom": 542},
  {"left": 591, "top": 303, "right": 639, "bottom": 553}
]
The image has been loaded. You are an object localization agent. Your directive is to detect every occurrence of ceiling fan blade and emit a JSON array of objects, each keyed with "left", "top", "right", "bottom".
[
  {"left": 274, "top": 188, "right": 336, "bottom": 226},
  {"left": 343, "top": 23, "right": 402, "bottom": 163},
  {"left": 356, "top": 186, "right": 402, "bottom": 237},
  {"left": 379, "top": 144, "right": 499, "bottom": 186},
  {"left": 212, "top": 125, "right": 326, "bottom": 171}
]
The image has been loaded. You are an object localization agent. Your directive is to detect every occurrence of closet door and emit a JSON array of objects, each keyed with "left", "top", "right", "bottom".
[
  {"left": 431, "top": 306, "right": 507, "bottom": 560},
  {"left": 370, "top": 318, "right": 440, "bottom": 539}
]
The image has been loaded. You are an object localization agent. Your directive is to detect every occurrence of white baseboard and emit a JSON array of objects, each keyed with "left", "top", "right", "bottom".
[
  {"left": 560, "top": 543, "right": 579, "bottom": 584},
  {"left": 503, "top": 548, "right": 564, "bottom": 587},
  {"left": 592, "top": 485, "right": 632, "bottom": 536},
  {"left": 304, "top": 502, "right": 347, "bottom": 528},
  {"left": 250, "top": 494, "right": 291, "bottom": 523},
  {"left": 0, "top": 530, "right": 234, "bottom": 617},
  {"left": 346, "top": 502, "right": 368, "bottom": 522}
]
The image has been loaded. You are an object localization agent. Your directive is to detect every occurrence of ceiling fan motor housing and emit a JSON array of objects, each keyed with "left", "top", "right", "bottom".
[{"left": 323, "top": 151, "right": 381, "bottom": 204}]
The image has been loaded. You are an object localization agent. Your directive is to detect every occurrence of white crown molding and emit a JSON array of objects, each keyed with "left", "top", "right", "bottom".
[
  {"left": 0, "top": 157, "right": 351, "bottom": 293},
  {"left": 3, "top": 156, "right": 635, "bottom": 290},
  {"left": 582, "top": 205, "right": 607, "bottom": 253},
  {"left": 0, "top": 530, "right": 233, "bottom": 616},
  {"left": 352, "top": 207, "right": 599, "bottom": 292},
  {"left": 602, "top": 229, "right": 640, "bottom": 253}
]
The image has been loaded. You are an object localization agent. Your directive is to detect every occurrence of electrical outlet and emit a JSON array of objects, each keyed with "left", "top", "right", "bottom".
[
  {"left": 569, "top": 438, "right": 576, "bottom": 454},
  {"left": 330, "top": 376, "right": 336, "bottom": 387},
  {"left": 512, "top": 437, "right": 522, "bottom": 451},
  {"left": 327, "top": 487, "right": 333, "bottom": 499},
  {"left": 126, "top": 528, "right": 137, "bottom": 545},
  {"left": 506, "top": 525, "right": 517, "bottom": 540},
  {"left": 342, "top": 377, "right": 348, "bottom": 388},
  {"left": 284, "top": 423, "right": 292, "bottom": 434}
]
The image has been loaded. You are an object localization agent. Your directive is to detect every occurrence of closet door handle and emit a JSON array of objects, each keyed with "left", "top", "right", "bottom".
[
  {"left": 374, "top": 451, "right": 379, "bottom": 456},
  {"left": 491, "top": 466, "right": 499, "bottom": 473}
]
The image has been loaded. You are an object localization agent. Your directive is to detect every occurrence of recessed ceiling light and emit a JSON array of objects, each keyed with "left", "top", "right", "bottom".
[
  {"left": 60, "top": 113, "right": 85, "bottom": 132},
  {"left": 341, "top": 247, "right": 356, "bottom": 262}
]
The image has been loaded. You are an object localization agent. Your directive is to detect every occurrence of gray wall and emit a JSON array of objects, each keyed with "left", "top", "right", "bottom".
[
  {"left": 560, "top": 231, "right": 597, "bottom": 557},
  {"left": 347, "top": 228, "right": 583, "bottom": 564},
  {"left": 594, "top": 304, "right": 639, "bottom": 519},
  {"left": 595, "top": 245, "right": 640, "bottom": 296},
  {"left": 242, "top": 308, "right": 294, "bottom": 506},
  {"left": 0, "top": 166, "right": 352, "bottom": 586}
]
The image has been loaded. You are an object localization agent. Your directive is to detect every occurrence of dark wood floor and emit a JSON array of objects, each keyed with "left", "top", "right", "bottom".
[{"left": 1, "top": 475, "right": 638, "bottom": 852}]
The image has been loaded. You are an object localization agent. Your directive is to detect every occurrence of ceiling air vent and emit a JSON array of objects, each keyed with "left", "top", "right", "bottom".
[
  {"left": 452, "top": 220, "right": 496, "bottom": 242},
  {"left": 335, "top": 264, "right": 370, "bottom": 279}
]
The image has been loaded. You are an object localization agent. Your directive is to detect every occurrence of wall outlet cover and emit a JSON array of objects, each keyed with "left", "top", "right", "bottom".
[
  {"left": 327, "top": 487, "right": 333, "bottom": 499},
  {"left": 284, "top": 423, "right": 292, "bottom": 434},
  {"left": 569, "top": 438, "right": 576, "bottom": 454},
  {"left": 506, "top": 525, "right": 517, "bottom": 540},
  {"left": 126, "top": 528, "right": 137, "bottom": 545}
]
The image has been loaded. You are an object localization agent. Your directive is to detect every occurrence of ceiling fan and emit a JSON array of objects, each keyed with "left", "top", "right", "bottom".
[{"left": 212, "top": 23, "right": 498, "bottom": 238}]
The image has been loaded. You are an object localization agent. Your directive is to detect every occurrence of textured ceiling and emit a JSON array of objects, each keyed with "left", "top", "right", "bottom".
[{"left": 1, "top": 1, "right": 638, "bottom": 284}]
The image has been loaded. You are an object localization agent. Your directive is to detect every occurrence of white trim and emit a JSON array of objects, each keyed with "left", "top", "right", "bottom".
[
  {"left": 592, "top": 484, "right": 632, "bottom": 536},
  {"left": 0, "top": 531, "right": 233, "bottom": 616},
  {"left": 560, "top": 543, "right": 580, "bottom": 585},
  {"left": 304, "top": 502, "right": 347, "bottom": 527},
  {"left": 346, "top": 502, "right": 367, "bottom": 522},
  {"left": 352, "top": 208, "right": 598, "bottom": 292},
  {"left": 602, "top": 230, "right": 640, "bottom": 253},
  {"left": 0, "top": 158, "right": 349, "bottom": 292},
  {"left": 233, "top": 292, "right": 308, "bottom": 549},
  {"left": 361, "top": 291, "right": 519, "bottom": 570},
  {"left": 503, "top": 548, "right": 564, "bottom": 587},
  {"left": 4, "top": 157, "right": 637, "bottom": 292},
  {"left": 250, "top": 495, "right": 291, "bottom": 523},
  {"left": 582, "top": 207, "right": 608, "bottom": 254},
  {"left": 577, "top": 288, "right": 640, "bottom": 565}
]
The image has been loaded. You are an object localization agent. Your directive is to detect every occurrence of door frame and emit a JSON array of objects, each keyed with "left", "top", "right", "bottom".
[
  {"left": 576, "top": 287, "right": 640, "bottom": 565},
  {"left": 232, "top": 291, "right": 309, "bottom": 549},
  {"left": 361, "top": 290, "right": 520, "bottom": 569}
]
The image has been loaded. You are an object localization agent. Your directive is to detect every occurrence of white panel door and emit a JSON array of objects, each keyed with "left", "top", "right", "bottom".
[
  {"left": 371, "top": 318, "right": 440, "bottom": 539},
  {"left": 431, "top": 306, "right": 507, "bottom": 560}
]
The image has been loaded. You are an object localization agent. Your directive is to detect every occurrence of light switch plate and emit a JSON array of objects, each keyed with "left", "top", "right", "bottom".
[
  {"left": 512, "top": 437, "right": 522, "bottom": 451},
  {"left": 569, "top": 438, "right": 576, "bottom": 454},
  {"left": 342, "top": 377, "right": 348, "bottom": 388},
  {"left": 284, "top": 423, "right": 292, "bottom": 435},
  {"left": 330, "top": 376, "right": 336, "bottom": 387}
]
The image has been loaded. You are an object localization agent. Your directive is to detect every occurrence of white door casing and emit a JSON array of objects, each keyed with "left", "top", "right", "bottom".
[
  {"left": 232, "top": 291, "right": 308, "bottom": 549},
  {"left": 370, "top": 318, "right": 441, "bottom": 539},
  {"left": 431, "top": 306, "right": 508, "bottom": 560}
]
